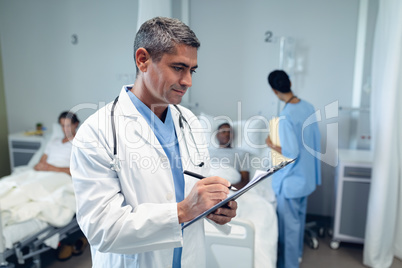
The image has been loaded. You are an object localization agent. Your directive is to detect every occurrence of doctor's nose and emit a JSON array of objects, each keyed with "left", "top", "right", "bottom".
[{"left": 180, "top": 71, "right": 192, "bottom": 88}]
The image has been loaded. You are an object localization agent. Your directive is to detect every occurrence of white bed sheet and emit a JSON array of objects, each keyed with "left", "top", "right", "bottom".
[
  {"left": 2, "top": 218, "right": 61, "bottom": 249},
  {"left": 0, "top": 168, "right": 76, "bottom": 249}
]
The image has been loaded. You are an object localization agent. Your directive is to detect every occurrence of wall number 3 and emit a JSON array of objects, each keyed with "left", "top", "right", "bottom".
[{"left": 265, "top": 31, "right": 273, "bottom": 43}]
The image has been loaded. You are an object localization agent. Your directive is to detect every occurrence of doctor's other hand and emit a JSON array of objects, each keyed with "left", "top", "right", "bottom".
[
  {"left": 206, "top": 200, "right": 237, "bottom": 225},
  {"left": 177, "top": 176, "right": 237, "bottom": 224}
]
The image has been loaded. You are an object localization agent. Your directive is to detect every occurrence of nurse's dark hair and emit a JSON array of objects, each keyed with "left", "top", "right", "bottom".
[
  {"left": 268, "top": 70, "right": 291, "bottom": 93},
  {"left": 58, "top": 111, "right": 80, "bottom": 124},
  {"left": 217, "top": 122, "right": 231, "bottom": 130},
  {"left": 133, "top": 16, "right": 200, "bottom": 75}
]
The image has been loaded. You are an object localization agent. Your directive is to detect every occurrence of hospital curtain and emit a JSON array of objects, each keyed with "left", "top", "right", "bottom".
[{"left": 363, "top": 0, "right": 402, "bottom": 267}]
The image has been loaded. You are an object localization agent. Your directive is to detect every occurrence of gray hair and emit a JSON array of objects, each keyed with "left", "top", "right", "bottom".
[{"left": 133, "top": 17, "right": 200, "bottom": 75}]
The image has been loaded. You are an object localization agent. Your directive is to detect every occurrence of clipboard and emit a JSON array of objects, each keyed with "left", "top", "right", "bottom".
[{"left": 181, "top": 158, "right": 296, "bottom": 230}]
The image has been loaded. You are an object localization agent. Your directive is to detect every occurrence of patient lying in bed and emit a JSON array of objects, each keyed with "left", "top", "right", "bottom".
[
  {"left": 0, "top": 112, "right": 80, "bottom": 248},
  {"left": 208, "top": 123, "right": 278, "bottom": 268}
]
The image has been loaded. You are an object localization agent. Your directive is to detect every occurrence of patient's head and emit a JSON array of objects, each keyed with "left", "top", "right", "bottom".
[
  {"left": 133, "top": 17, "right": 201, "bottom": 76},
  {"left": 268, "top": 70, "right": 291, "bottom": 93},
  {"left": 58, "top": 111, "right": 80, "bottom": 139},
  {"left": 216, "top": 123, "right": 233, "bottom": 148}
]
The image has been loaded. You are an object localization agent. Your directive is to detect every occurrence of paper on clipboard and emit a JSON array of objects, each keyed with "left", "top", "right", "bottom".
[{"left": 181, "top": 158, "right": 296, "bottom": 230}]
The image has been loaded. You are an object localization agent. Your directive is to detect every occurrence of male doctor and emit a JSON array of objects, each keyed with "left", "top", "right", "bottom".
[{"left": 70, "top": 17, "right": 237, "bottom": 268}]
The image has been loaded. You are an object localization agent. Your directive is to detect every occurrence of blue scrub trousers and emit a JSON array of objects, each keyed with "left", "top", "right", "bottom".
[{"left": 276, "top": 193, "right": 307, "bottom": 268}]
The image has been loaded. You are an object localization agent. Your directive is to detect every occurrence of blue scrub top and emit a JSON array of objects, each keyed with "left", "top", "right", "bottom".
[
  {"left": 273, "top": 99, "right": 321, "bottom": 198},
  {"left": 126, "top": 88, "right": 184, "bottom": 267}
]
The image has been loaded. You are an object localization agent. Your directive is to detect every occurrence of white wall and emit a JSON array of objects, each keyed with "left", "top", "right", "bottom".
[
  {"left": 189, "top": 0, "right": 360, "bottom": 216},
  {"left": 190, "top": 0, "right": 358, "bottom": 119},
  {"left": 0, "top": 0, "right": 139, "bottom": 133},
  {"left": 0, "top": 0, "right": 365, "bottom": 216}
]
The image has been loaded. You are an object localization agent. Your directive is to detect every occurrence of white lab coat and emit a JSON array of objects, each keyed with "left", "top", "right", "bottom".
[{"left": 70, "top": 87, "right": 219, "bottom": 268}]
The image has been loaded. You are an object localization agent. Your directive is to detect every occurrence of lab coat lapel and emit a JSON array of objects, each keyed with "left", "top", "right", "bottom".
[
  {"left": 171, "top": 105, "right": 209, "bottom": 198},
  {"left": 117, "top": 87, "right": 165, "bottom": 157},
  {"left": 171, "top": 105, "right": 192, "bottom": 172}
]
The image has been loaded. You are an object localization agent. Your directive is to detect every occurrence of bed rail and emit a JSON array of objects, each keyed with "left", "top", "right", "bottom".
[{"left": 1, "top": 218, "right": 79, "bottom": 268}]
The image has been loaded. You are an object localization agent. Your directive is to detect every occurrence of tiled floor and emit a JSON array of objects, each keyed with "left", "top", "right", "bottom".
[
  {"left": 4, "top": 244, "right": 92, "bottom": 268},
  {"left": 41, "top": 247, "right": 92, "bottom": 268},
  {"left": 301, "top": 236, "right": 402, "bottom": 268},
  {"left": 6, "top": 234, "right": 402, "bottom": 267}
]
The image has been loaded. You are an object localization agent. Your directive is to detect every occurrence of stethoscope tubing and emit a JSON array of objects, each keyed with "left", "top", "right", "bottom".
[{"left": 110, "top": 97, "right": 204, "bottom": 169}]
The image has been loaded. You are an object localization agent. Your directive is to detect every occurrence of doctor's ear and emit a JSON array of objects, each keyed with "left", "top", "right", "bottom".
[{"left": 135, "top": 48, "right": 150, "bottom": 73}]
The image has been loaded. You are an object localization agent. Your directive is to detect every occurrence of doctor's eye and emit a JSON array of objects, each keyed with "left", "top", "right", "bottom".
[
  {"left": 190, "top": 69, "right": 197, "bottom": 75},
  {"left": 173, "top": 66, "right": 183, "bottom": 72}
]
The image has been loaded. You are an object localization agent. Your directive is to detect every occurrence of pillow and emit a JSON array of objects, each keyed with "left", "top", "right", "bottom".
[
  {"left": 50, "top": 122, "right": 64, "bottom": 140},
  {"left": 197, "top": 112, "right": 270, "bottom": 157},
  {"left": 239, "top": 117, "right": 270, "bottom": 157},
  {"left": 196, "top": 112, "right": 227, "bottom": 149},
  {"left": 26, "top": 123, "right": 64, "bottom": 168},
  {"left": 208, "top": 165, "right": 241, "bottom": 184}
]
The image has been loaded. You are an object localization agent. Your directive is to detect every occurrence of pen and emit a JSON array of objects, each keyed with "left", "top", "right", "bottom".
[{"left": 183, "top": 170, "right": 238, "bottom": 191}]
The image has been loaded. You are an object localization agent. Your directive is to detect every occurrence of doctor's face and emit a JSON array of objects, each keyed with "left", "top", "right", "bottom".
[{"left": 142, "top": 44, "right": 198, "bottom": 107}]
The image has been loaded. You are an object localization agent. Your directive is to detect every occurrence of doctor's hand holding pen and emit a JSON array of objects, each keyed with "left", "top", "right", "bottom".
[{"left": 177, "top": 176, "right": 237, "bottom": 225}]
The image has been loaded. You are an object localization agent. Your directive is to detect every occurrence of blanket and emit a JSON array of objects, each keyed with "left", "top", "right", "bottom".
[
  {"left": 208, "top": 165, "right": 278, "bottom": 268},
  {"left": 0, "top": 169, "right": 76, "bottom": 228}
]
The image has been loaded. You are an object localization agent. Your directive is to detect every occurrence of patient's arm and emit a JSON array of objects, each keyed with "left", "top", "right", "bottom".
[
  {"left": 34, "top": 154, "right": 71, "bottom": 175},
  {"left": 233, "top": 171, "right": 249, "bottom": 190},
  {"left": 36, "top": 154, "right": 48, "bottom": 165}
]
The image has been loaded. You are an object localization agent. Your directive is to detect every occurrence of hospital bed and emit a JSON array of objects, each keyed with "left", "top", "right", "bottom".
[
  {"left": 205, "top": 218, "right": 255, "bottom": 268},
  {"left": 0, "top": 218, "right": 80, "bottom": 268},
  {"left": 197, "top": 113, "right": 278, "bottom": 268},
  {"left": 0, "top": 124, "right": 79, "bottom": 268}
]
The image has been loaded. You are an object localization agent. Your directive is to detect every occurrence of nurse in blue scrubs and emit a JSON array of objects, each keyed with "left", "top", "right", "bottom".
[{"left": 265, "top": 70, "right": 321, "bottom": 268}]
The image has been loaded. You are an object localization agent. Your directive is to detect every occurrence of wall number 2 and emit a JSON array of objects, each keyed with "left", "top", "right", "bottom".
[{"left": 265, "top": 31, "right": 273, "bottom": 43}]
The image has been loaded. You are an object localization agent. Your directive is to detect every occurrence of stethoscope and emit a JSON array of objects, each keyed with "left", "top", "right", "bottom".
[{"left": 110, "top": 96, "right": 204, "bottom": 172}]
